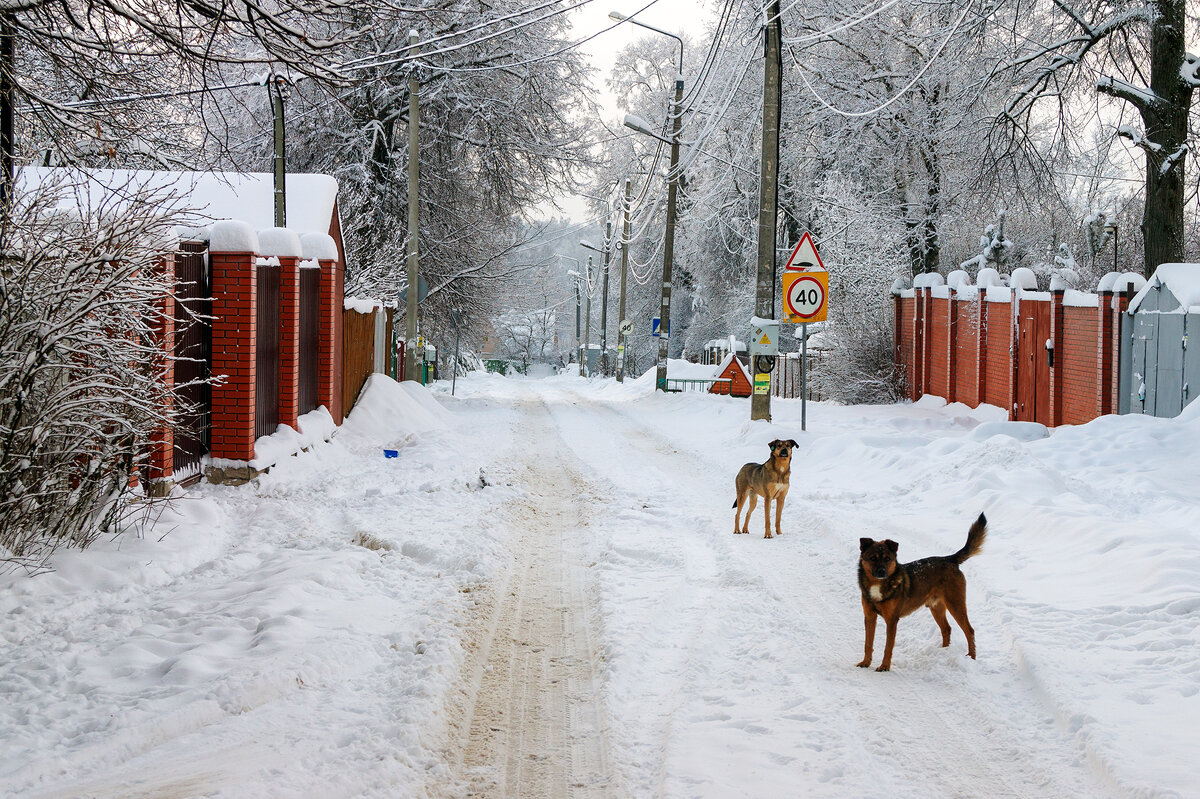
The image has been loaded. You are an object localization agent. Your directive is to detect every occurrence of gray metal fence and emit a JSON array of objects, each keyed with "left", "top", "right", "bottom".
[{"left": 1121, "top": 281, "right": 1200, "bottom": 418}]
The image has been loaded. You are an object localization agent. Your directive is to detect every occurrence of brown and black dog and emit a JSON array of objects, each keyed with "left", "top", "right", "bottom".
[
  {"left": 732, "top": 439, "right": 799, "bottom": 539},
  {"left": 856, "top": 513, "right": 987, "bottom": 672}
]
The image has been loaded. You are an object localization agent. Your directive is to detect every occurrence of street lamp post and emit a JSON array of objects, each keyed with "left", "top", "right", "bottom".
[{"left": 612, "top": 9, "right": 684, "bottom": 393}]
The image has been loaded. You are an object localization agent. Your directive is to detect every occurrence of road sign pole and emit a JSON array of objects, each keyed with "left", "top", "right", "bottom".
[{"left": 801, "top": 322, "right": 808, "bottom": 431}]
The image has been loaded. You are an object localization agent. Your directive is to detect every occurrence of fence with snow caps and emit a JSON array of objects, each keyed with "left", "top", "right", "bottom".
[{"left": 892, "top": 267, "right": 1146, "bottom": 426}]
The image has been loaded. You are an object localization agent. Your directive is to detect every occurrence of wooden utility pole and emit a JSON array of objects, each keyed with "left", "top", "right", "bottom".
[
  {"left": 750, "top": 1, "right": 782, "bottom": 421},
  {"left": 269, "top": 75, "right": 287, "bottom": 228},
  {"left": 599, "top": 221, "right": 612, "bottom": 375},
  {"left": 404, "top": 30, "right": 421, "bottom": 382},
  {"left": 616, "top": 178, "right": 632, "bottom": 382},
  {"left": 654, "top": 77, "right": 685, "bottom": 392},
  {"left": 582, "top": 254, "right": 593, "bottom": 376}
]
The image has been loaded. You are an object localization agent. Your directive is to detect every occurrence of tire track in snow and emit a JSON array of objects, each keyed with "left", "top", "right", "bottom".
[{"left": 434, "top": 396, "right": 613, "bottom": 799}]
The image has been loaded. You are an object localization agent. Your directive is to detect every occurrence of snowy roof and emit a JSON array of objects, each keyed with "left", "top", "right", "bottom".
[
  {"left": 1129, "top": 263, "right": 1200, "bottom": 313},
  {"left": 16, "top": 167, "right": 340, "bottom": 242}
]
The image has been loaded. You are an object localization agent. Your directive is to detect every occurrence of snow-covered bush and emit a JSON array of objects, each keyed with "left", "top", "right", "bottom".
[{"left": 0, "top": 181, "right": 182, "bottom": 572}]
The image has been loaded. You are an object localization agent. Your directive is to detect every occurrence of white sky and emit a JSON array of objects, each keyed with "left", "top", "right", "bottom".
[{"left": 536, "top": 0, "right": 713, "bottom": 221}]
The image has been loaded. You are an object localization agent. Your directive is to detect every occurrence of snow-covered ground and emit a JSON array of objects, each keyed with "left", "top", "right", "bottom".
[{"left": 3, "top": 366, "right": 1198, "bottom": 797}]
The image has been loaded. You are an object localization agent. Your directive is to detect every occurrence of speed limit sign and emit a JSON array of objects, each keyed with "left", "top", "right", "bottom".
[{"left": 782, "top": 271, "right": 829, "bottom": 323}]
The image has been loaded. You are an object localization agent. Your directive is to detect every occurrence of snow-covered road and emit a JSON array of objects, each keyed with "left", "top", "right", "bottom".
[{"left": 3, "top": 368, "right": 1198, "bottom": 798}]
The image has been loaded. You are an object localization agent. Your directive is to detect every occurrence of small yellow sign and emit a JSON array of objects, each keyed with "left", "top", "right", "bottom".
[{"left": 754, "top": 373, "right": 770, "bottom": 395}]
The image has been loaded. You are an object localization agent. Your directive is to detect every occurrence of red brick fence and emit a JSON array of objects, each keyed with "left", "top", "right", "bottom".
[{"left": 893, "top": 268, "right": 1145, "bottom": 426}]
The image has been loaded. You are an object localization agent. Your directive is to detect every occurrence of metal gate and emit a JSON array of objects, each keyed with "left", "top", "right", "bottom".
[
  {"left": 298, "top": 267, "right": 320, "bottom": 415},
  {"left": 173, "top": 243, "right": 212, "bottom": 478},
  {"left": 256, "top": 262, "right": 280, "bottom": 440},
  {"left": 1015, "top": 300, "right": 1051, "bottom": 424},
  {"left": 1124, "top": 286, "right": 1200, "bottom": 417}
]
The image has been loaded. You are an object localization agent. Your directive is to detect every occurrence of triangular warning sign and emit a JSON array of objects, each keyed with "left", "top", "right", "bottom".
[
  {"left": 783, "top": 231, "right": 826, "bottom": 272},
  {"left": 759, "top": 334, "right": 770, "bottom": 345}
]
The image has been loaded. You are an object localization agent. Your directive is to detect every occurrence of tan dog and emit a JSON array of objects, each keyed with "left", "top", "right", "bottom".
[
  {"left": 732, "top": 439, "right": 798, "bottom": 538},
  {"left": 856, "top": 513, "right": 987, "bottom": 672}
]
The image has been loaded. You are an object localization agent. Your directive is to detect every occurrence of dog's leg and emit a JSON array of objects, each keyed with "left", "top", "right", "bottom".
[
  {"left": 929, "top": 602, "right": 952, "bottom": 647},
  {"left": 733, "top": 491, "right": 745, "bottom": 534},
  {"left": 742, "top": 494, "right": 757, "bottom": 534},
  {"left": 773, "top": 492, "right": 786, "bottom": 536},
  {"left": 945, "top": 587, "right": 976, "bottom": 659},
  {"left": 877, "top": 615, "right": 899, "bottom": 671},
  {"left": 762, "top": 495, "right": 772, "bottom": 539},
  {"left": 856, "top": 599, "right": 876, "bottom": 668}
]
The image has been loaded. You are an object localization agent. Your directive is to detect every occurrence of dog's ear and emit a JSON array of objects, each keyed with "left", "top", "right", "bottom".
[
  {"left": 768, "top": 439, "right": 781, "bottom": 448},
  {"left": 859, "top": 537, "right": 874, "bottom": 552},
  {"left": 786, "top": 439, "right": 799, "bottom": 448},
  {"left": 884, "top": 539, "right": 899, "bottom": 554}
]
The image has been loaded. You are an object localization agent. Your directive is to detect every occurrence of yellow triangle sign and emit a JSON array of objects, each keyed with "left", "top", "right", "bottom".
[{"left": 759, "top": 334, "right": 770, "bottom": 345}]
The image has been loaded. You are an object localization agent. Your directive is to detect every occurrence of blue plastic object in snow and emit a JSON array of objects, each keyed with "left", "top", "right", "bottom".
[{"left": 383, "top": 449, "right": 399, "bottom": 459}]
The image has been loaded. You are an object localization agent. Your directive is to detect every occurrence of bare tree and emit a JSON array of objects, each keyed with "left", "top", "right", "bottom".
[
  {"left": 993, "top": 0, "right": 1196, "bottom": 272},
  {"left": 0, "top": 176, "right": 184, "bottom": 572}
]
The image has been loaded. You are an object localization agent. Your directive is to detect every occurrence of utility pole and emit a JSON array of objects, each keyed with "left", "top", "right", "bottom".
[
  {"left": 599, "top": 221, "right": 612, "bottom": 375},
  {"left": 574, "top": 280, "right": 582, "bottom": 368},
  {"left": 750, "top": 1, "right": 782, "bottom": 421},
  {"left": 404, "top": 30, "right": 421, "bottom": 383},
  {"left": 654, "top": 76, "right": 685, "bottom": 393},
  {"left": 582, "top": 254, "right": 593, "bottom": 376},
  {"left": 1, "top": 13, "right": 14, "bottom": 212},
  {"left": 616, "top": 178, "right": 632, "bottom": 382},
  {"left": 268, "top": 74, "right": 287, "bottom": 228}
]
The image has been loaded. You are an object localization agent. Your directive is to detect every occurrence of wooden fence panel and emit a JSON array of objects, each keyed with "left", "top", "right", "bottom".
[{"left": 342, "top": 308, "right": 377, "bottom": 414}]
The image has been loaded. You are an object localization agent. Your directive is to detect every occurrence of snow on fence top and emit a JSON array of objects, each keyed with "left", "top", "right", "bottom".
[
  {"left": 301, "top": 232, "right": 339, "bottom": 261},
  {"left": 16, "top": 167, "right": 339, "bottom": 243},
  {"left": 1129, "top": 263, "right": 1200, "bottom": 313},
  {"left": 257, "top": 227, "right": 303, "bottom": 258}
]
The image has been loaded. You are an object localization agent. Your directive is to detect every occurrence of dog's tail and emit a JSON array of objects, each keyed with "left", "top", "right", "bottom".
[{"left": 952, "top": 513, "right": 987, "bottom": 564}]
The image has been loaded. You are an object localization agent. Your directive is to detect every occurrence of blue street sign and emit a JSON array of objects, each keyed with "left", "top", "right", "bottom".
[{"left": 652, "top": 317, "right": 670, "bottom": 337}]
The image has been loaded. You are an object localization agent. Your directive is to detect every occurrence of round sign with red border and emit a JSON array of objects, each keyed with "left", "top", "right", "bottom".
[{"left": 783, "top": 271, "right": 829, "bottom": 322}]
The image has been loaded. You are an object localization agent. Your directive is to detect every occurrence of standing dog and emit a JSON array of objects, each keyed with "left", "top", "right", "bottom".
[
  {"left": 732, "top": 439, "right": 799, "bottom": 538},
  {"left": 856, "top": 513, "right": 987, "bottom": 672}
]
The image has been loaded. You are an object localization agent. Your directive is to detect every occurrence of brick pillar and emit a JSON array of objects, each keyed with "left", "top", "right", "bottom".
[
  {"left": 1097, "top": 290, "right": 1115, "bottom": 415},
  {"left": 1111, "top": 288, "right": 1134, "bottom": 413},
  {"left": 976, "top": 295, "right": 988, "bottom": 405},
  {"left": 210, "top": 251, "right": 257, "bottom": 461},
  {"left": 947, "top": 289, "right": 958, "bottom": 403},
  {"left": 278, "top": 255, "right": 301, "bottom": 430},
  {"left": 911, "top": 288, "right": 924, "bottom": 401},
  {"left": 1049, "top": 288, "right": 1066, "bottom": 427},
  {"left": 1009, "top": 292, "right": 1020, "bottom": 421},
  {"left": 146, "top": 254, "right": 175, "bottom": 490}
]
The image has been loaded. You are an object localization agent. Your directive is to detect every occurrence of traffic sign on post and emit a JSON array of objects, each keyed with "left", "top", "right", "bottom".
[
  {"left": 783, "top": 231, "right": 826, "bottom": 272},
  {"left": 783, "top": 271, "right": 829, "bottom": 323},
  {"left": 619, "top": 318, "right": 633, "bottom": 336},
  {"left": 652, "top": 317, "right": 669, "bottom": 337}
]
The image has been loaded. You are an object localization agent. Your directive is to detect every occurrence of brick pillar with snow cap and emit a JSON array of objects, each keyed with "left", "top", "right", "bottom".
[
  {"left": 261, "top": 228, "right": 304, "bottom": 432},
  {"left": 1096, "top": 275, "right": 1117, "bottom": 416},
  {"left": 302, "top": 233, "right": 343, "bottom": 423},
  {"left": 208, "top": 221, "right": 261, "bottom": 462}
]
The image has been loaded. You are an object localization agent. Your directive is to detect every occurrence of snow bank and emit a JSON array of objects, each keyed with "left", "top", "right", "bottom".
[{"left": 339, "top": 374, "right": 451, "bottom": 446}]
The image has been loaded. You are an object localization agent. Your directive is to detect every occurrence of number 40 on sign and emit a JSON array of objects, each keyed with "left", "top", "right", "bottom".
[{"left": 782, "top": 270, "right": 828, "bottom": 323}]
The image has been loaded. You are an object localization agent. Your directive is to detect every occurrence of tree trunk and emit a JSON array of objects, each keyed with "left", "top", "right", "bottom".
[{"left": 1140, "top": 0, "right": 1192, "bottom": 274}]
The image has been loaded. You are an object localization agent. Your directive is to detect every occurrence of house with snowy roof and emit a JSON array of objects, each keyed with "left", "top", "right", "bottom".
[{"left": 17, "top": 167, "right": 349, "bottom": 488}]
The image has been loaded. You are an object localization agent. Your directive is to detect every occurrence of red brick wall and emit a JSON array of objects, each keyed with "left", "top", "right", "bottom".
[
  {"left": 278, "top": 255, "right": 301, "bottom": 430},
  {"left": 210, "top": 251, "right": 257, "bottom": 461},
  {"left": 1060, "top": 305, "right": 1099, "bottom": 425},
  {"left": 983, "top": 301, "right": 1013, "bottom": 413},
  {"left": 955, "top": 299, "right": 980, "bottom": 407}
]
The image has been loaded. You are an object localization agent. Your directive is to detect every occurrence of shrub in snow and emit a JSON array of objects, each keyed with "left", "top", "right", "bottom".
[{"left": 0, "top": 181, "right": 183, "bottom": 572}]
